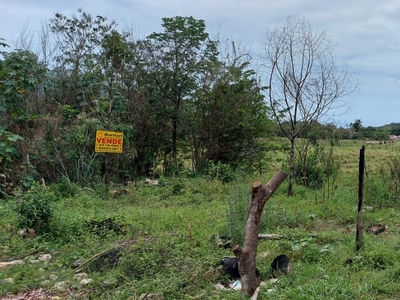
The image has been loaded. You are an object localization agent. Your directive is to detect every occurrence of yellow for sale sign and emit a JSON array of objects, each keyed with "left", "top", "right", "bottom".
[{"left": 95, "top": 130, "right": 123, "bottom": 153}]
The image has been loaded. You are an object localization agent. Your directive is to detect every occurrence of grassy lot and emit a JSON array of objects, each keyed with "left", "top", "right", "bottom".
[{"left": 1, "top": 141, "right": 400, "bottom": 299}]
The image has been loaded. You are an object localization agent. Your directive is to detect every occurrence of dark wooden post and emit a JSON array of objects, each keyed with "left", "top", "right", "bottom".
[
  {"left": 104, "top": 153, "right": 111, "bottom": 188},
  {"left": 356, "top": 146, "right": 365, "bottom": 251},
  {"left": 233, "top": 170, "right": 288, "bottom": 297}
]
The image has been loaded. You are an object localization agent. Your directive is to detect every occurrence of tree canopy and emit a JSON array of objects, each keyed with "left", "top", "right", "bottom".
[{"left": 1, "top": 12, "right": 376, "bottom": 197}]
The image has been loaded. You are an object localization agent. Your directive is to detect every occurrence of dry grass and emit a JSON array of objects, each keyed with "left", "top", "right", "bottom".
[{"left": 336, "top": 140, "right": 400, "bottom": 173}]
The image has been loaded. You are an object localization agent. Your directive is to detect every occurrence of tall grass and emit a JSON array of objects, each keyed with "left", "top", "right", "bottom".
[{"left": 2, "top": 142, "right": 400, "bottom": 299}]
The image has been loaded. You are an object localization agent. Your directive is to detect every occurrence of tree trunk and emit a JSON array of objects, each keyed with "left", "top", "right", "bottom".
[
  {"left": 104, "top": 153, "right": 111, "bottom": 188},
  {"left": 233, "top": 170, "right": 288, "bottom": 297},
  {"left": 172, "top": 120, "right": 177, "bottom": 169},
  {"left": 288, "top": 138, "right": 295, "bottom": 196}
]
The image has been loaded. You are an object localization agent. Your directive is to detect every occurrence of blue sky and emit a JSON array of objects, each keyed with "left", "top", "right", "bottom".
[{"left": 2, "top": 0, "right": 400, "bottom": 127}]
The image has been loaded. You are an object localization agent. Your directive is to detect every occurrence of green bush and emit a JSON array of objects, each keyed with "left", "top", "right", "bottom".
[
  {"left": 14, "top": 183, "right": 56, "bottom": 233},
  {"left": 367, "top": 154, "right": 400, "bottom": 207},
  {"left": 51, "top": 177, "right": 81, "bottom": 198},
  {"left": 295, "top": 141, "right": 340, "bottom": 191},
  {"left": 205, "top": 162, "right": 236, "bottom": 183}
]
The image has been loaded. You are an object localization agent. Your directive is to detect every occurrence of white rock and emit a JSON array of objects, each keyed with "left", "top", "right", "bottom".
[
  {"left": 214, "top": 283, "right": 226, "bottom": 291},
  {"left": 39, "top": 254, "right": 52, "bottom": 262},
  {"left": 54, "top": 281, "right": 67, "bottom": 291},
  {"left": 80, "top": 278, "right": 93, "bottom": 285},
  {"left": 74, "top": 273, "right": 88, "bottom": 281},
  {"left": 29, "top": 259, "right": 40, "bottom": 264}
]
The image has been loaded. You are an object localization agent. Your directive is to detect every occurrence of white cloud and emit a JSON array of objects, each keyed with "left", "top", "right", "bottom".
[{"left": 1, "top": 0, "right": 399, "bottom": 126}]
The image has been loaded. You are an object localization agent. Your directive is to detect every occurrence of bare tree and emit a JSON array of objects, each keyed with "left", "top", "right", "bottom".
[{"left": 263, "top": 16, "right": 356, "bottom": 196}]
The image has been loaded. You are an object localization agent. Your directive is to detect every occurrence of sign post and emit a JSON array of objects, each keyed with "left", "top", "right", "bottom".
[
  {"left": 95, "top": 130, "right": 124, "bottom": 185},
  {"left": 95, "top": 130, "right": 123, "bottom": 153}
]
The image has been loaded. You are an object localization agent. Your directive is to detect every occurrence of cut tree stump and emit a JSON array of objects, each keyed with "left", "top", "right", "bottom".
[{"left": 233, "top": 170, "right": 287, "bottom": 298}]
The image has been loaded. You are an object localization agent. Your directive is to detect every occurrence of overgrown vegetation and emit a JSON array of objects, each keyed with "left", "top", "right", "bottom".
[
  {"left": 1, "top": 9, "right": 400, "bottom": 300},
  {"left": 1, "top": 142, "right": 400, "bottom": 299}
]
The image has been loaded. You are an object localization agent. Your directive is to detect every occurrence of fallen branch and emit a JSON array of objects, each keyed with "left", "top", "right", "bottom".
[
  {"left": 258, "top": 234, "right": 284, "bottom": 240},
  {"left": 0, "top": 260, "right": 25, "bottom": 268},
  {"left": 73, "top": 247, "right": 121, "bottom": 273}
]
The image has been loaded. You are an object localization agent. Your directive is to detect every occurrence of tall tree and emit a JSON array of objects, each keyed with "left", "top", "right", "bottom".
[
  {"left": 49, "top": 8, "right": 117, "bottom": 110},
  {"left": 189, "top": 61, "right": 271, "bottom": 171},
  {"left": 350, "top": 119, "right": 363, "bottom": 133},
  {"left": 263, "top": 16, "right": 356, "bottom": 196},
  {"left": 0, "top": 47, "right": 47, "bottom": 193},
  {"left": 137, "top": 16, "right": 219, "bottom": 170},
  {"left": 44, "top": 10, "right": 119, "bottom": 184}
]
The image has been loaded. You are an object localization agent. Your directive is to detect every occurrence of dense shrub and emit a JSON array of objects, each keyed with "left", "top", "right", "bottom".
[
  {"left": 14, "top": 183, "right": 56, "bottom": 233},
  {"left": 295, "top": 142, "right": 340, "bottom": 191},
  {"left": 200, "top": 161, "right": 236, "bottom": 183},
  {"left": 365, "top": 153, "right": 400, "bottom": 207}
]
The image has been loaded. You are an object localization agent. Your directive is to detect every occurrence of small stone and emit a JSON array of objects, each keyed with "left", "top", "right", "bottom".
[
  {"left": 214, "top": 283, "right": 226, "bottom": 291},
  {"left": 39, "top": 254, "right": 52, "bottom": 262},
  {"left": 29, "top": 259, "right": 40, "bottom": 264},
  {"left": 258, "top": 251, "right": 270, "bottom": 258},
  {"left": 71, "top": 260, "right": 81, "bottom": 268},
  {"left": 103, "top": 279, "right": 117, "bottom": 286},
  {"left": 54, "top": 281, "right": 67, "bottom": 291},
  {"left": 0, "top": 278, "right": 14, "bottom": 284},
  {"left": 26, "top": 228, "right": 36, "bottom": 238},
  {"left": 74, "top": 273, "right": 88, "bottom": 281},
  {"left": 80, "top": 278, "right": 93, "bottom": 285},
  {"left": 49, "top": 274, "right": 58, "bottom": 281}
]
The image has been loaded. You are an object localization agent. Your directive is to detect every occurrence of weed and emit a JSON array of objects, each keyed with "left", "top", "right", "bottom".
[
  {"left": 2, "top": 142, "right": 400, "bottom": 299},
  {"left": 14, "top": 183, "right": 56, "bottom": 234}
]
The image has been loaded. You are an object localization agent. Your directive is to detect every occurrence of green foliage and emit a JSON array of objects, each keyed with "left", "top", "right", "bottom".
[
  {"left": 295, "top": 141, "right": 340, "bottom": 191},
  {"left": 2, "top": 9, "right": 400, "bottom": 298},
  {"left": 0, "top": 128, "right": 24, "bottom": 196},
  {"left": 1, "top": 165, "right": 400, "bottom": 299},
  {"left": 50, "top": 177, "right": 81, "bottom": 198},
  {"left": 0, "top": 48, "right": 46, "bottom": 195},
  {"left": 365, "top": 153, "right": 400, "bottom": 207},
  {"left": 0, "top": 49, "right": 45, "bottom": 122},
  {"left": 48, "top": 113, "right": 103, "bottom": 185},
  {"left": 226, "top": 185, "right": 248, "bottom": 246},
  {"left": 50, "top": 8, "right": 116, "bottom": 76},
  {"left": 14, "top": 183, "right": 56, "bottom": 233},
  {"left": 0, "top": 38, "right": 8, "bottom": 48},
  {"left": 201, "top": 161, "right": 236, "bottom": 183}
]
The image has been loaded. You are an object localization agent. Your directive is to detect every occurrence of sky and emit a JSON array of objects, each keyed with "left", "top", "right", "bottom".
[{"left": 1, "top": 0, "right": 400, "bottom": 128}]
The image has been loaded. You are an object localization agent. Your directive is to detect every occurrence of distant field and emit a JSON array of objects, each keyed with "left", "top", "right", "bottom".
[
  {"left": 269, "top": 138, "right": 400, "bottom": 174},
  {"left": 336, "top": 140, "right": 400, "bottom": 173}
]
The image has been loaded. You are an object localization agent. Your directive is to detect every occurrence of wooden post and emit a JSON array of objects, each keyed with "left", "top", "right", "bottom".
[
  {"left": 233, "top": 170, "right": 288, "bottom": 297},
  {"left": 356, "top": 146, "right": 365, "bottom": 251},
  {"left": 104, "top": 153, "right": 111, "bottom": 188}
]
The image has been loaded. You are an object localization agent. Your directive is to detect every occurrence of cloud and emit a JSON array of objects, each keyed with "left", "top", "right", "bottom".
[{"left": 1, "top": 0, "right": 399, "bottom": 126}]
